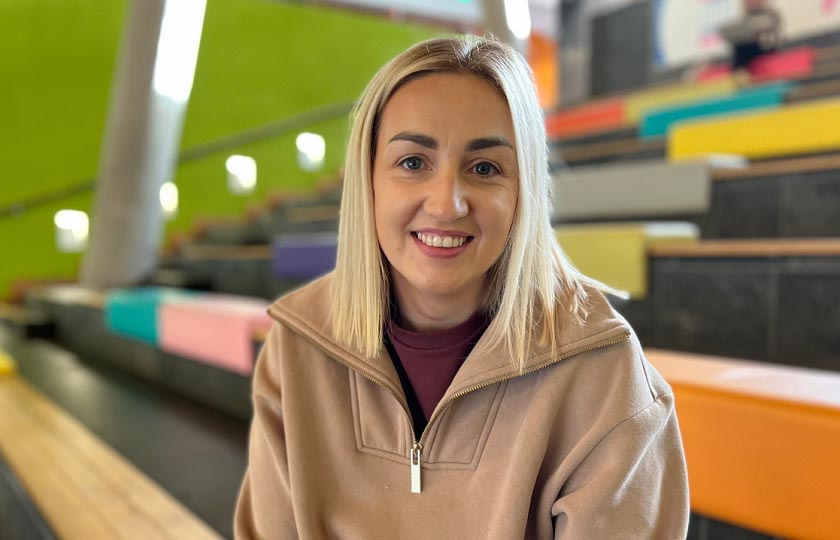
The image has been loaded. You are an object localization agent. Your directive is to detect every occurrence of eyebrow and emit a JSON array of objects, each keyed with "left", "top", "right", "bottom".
[
  {"left": 466, "top": 136, "right": 514, "bottom": 152},
  {"left": 388, "top": 132, "right": 437, "bottom": 149},
  {"left": 387, "top": 131, "right": 514, "bottom": 152}
]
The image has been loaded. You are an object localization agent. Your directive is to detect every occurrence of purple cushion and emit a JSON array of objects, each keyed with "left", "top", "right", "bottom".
[{"left": 272, "top": 233, "right": 337, "bottom": 280}]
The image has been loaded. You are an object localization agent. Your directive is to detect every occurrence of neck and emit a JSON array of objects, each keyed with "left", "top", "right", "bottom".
[{"left": 392, "top": 284, "right": 482, "bottom": 332}]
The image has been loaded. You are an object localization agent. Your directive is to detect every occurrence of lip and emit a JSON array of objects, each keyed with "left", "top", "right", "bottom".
[{"left": 411, "top": 231, "right": 473, "bottom": 259}]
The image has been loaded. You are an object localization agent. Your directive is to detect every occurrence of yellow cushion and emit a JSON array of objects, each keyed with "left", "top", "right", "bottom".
[
  {"left": 625, "top": 78, "right": 738, "bottom": 123},
  {"left": 0, "top": 350, "right": 16, "bottom": 377},
  {"left": 555, "top": 223, "right": 698, "bottom": 299},
  {"left": 670, "top": 97, "right": 840, "bottom": 160}
]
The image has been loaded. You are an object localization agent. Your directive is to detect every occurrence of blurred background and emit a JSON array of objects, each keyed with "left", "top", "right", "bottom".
[{"left": 1, "top": 0, "right": 840, "bottom": 539}]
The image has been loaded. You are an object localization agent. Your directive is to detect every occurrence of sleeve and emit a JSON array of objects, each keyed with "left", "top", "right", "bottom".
[
  {"left": 551, "top": 393, "right": 690, "bottom": 540},
  {"left": 234, "top": 328, "right": 299, "bottom": 539}
]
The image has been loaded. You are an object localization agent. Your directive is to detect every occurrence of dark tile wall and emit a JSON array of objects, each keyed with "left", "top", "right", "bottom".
[
  {"left": 781, "top": 170, "right": 840, "bottom": 237},
  {"left": 650, "top": 259, "right": 775, "bottom": 361},
  {"left": 778, "top": 259, "right": 840, "bottom": 372},
  {"left": 689, "top": 514, "right": 782, "bottom": 540},
  {"left": 709, "top": 178, "right": 783, "bottom": 238},
  {"left": 615, "top": 256, "right": 840, "bottom": 372},
  {"left": 682, "top": 169, "right": 840, "bottom": 239}
]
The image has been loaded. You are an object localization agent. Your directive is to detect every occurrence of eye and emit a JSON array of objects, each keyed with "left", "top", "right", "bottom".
[
  {"left": 472, "top": 161, "right": 500, "bottom": 176},
  {"left": 399, "top": 156, "right": 424, "bottom": 171}
]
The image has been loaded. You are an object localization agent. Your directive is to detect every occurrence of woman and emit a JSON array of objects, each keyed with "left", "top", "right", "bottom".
[{"left": 235, "top": 36, "right": 689, "bottom": 539}]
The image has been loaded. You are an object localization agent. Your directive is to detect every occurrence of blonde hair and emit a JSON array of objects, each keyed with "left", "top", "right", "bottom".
[{"left": 332, "top": 35, "right": 600, "bottom": 371}]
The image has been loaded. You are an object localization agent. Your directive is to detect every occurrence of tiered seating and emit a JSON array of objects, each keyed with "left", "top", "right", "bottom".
[
  {"left": 554, "top": 222, "right": 698, "bottom": 299},
  {"left": 554, "top": 153, "right": 840, "bottom": 239},
  {"left": 670, "top": 97, "right": 840, "bottom": 160},
  {"left": 272, "top": 233, "right": 337, "bottom": 281},
  {"left": 637, "top": 239, "right": 840, "bottom": 370},
  {"left": 623, "top": 78, "right": 738, "bottom": 124},
  {"left": 192, "top": 190, "right": 340, "bottom": 246},
  {"left": 548, "top": 53, "right": 840, "bottom": 538},
  {"left": 551, "top": 43, "right": 840, "bottom": 166},
  {"left": 546, "top": 78, "right": 737, "bottom": 141},
  {"left": 27, "top": 285, "right": 259, "bottom": 419},
  {"left": 696, "top": 46, "right": 817, "bottom": 82},
  {"left": 159, "top": 295, "right": 272, "bottom": 376},
  {"left": 168, "top": 244, "right": 276, "bottom": 299},
  {"left": 552, "top": 159, "right": 712, "bottom": 221},
  {"left": 160, "top": 183, "right": 342, "bottom": 299},
  {"left": 0, "top": 372, "right": 221, "bottom": 539},
  {"left": 11, "top": 39, "right": 840, "bottom": 540},
  {"left": 648, "top": 349, "right": 840, "bottom": 540},
  {"left": 640, "top": 82, "right": 792, "bottom": 139},
  {"left": 105, "top": 287, "right": 195, "bottom": 344},
  {"left": 545, "top": 97, "right": 626, "bottom": 139}
]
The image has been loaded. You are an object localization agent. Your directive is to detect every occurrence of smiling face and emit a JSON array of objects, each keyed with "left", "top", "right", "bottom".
[{"left": 372, "top": 73, "right": 519, "bottom": 324}]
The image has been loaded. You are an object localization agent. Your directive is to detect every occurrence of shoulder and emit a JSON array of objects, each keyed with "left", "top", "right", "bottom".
[{"left": 551, "top": 283, "right": 673, "bottom": 428}]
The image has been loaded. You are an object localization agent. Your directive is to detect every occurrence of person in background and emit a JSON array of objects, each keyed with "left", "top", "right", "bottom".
[
  {"left": 234, "top": 35, "right": 690, "bottom": 539},
  {"left": 721, "top": 0, "right": 784, "bottom": 74}
]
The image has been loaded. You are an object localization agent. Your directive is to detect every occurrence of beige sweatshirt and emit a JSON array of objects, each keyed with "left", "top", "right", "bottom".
[{"left": 235, "top": 274, "right": 689, "bottom": 539}]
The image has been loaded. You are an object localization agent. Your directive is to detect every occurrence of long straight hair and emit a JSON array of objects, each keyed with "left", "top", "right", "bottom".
[{"left": 331, "top": 35, "right": 601, "bottom": 371}]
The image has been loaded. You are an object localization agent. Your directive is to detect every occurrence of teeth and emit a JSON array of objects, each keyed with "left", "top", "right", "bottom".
[{"left": 416, "top": 233, "right": 467, "bottom": 248}]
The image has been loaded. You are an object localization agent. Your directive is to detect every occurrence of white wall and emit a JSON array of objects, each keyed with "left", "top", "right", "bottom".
[{"left": 655, "top": 0, "right": 840, "bottom": 68}]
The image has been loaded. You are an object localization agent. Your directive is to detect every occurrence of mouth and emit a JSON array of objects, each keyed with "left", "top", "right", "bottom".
[{"left": 411, "top": 231, "right": 474, "bottom": 249}]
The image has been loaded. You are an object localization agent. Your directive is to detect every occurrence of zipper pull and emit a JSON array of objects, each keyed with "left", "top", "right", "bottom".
[{"left": 410, "top": 442, "right": 422, "bottom": 494}]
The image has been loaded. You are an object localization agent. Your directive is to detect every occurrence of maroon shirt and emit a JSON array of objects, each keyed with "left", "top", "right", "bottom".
[{"left": 387, "top": 312, "right": 490, "bottom": 423}]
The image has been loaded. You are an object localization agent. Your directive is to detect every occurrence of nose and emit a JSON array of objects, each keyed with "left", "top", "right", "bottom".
[{"left": 422, "top": 166, "right": 469, "bottom": 222}]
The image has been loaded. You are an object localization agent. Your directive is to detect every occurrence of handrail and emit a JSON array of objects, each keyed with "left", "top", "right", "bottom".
[{"left": 0, "top": 100, "right": 355, "bottom": 221}]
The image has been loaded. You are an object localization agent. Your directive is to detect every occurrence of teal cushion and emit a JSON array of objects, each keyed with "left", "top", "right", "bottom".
[
  {"left": 640, "top": 82, "right": 793, "bottom": 139},
  {"left": 105, "top": 287, "right": 197, "bottom": 344}
]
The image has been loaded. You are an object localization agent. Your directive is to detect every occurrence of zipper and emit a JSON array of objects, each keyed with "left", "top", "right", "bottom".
[
  {"left": 340, "top": 329, "right": 630, "bottom": 494},
  {"left": 410, "top": 442, "right": 422, "bottom": 494}
]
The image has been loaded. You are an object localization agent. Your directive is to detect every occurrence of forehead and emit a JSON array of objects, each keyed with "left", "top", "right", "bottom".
[{"left": 377, "top": 73, "right": 515, "bottom": 142}]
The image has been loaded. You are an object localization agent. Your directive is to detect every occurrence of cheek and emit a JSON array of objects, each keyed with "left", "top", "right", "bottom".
[
  {"left": 373, "top": 183, "right": 407, "bottom": 251},
  {"left": 485, "top": 189, "right": 518, "bottom": 233}
]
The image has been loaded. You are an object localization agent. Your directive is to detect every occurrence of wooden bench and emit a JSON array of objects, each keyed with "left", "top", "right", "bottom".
[
  {"left": 649, "top": 238, "right": 840, "bottom": 258},
  {"left": 27, "top": 285, "right": 106, "bottom": 310},
  {"left": 555, "top": 137, "right": 665, "bottom": 165},
  {"left": 179, "top": 244, "right": 273, "bottom": 261},
  {"left": 647, "top": 349, "right": 840, "bottom": 539},
  {"left": 0, "top": 372, "right": 221, "bottom": 539},
  {"left": 788, "top": 79, "right": 840, "bottom": 103},
  {"left": 711, "top": 153, "right": 840, "bottom": 181}
]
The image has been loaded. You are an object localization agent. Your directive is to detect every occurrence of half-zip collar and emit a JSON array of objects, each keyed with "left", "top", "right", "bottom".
[
  {"left": 267, "top": 273, "right": 633, "bottom": 494},
  {"left": 268, "top": 273, "right": 631, "bottom": 416}
]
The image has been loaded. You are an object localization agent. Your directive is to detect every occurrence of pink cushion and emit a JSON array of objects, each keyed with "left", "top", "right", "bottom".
[
  {"left": 696, "top": 47, "right": 815, "bottom": 84},
  {"left": 158, "top": 295, "right": 272, "bottom": 376},
  {"left": 750, "top": 47, "right": 815, "bottom": 81}
]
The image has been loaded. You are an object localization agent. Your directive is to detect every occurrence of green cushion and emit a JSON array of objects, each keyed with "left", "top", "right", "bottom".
[{"left": 641, "top": 83, "right": 793, "bottom": 139}]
